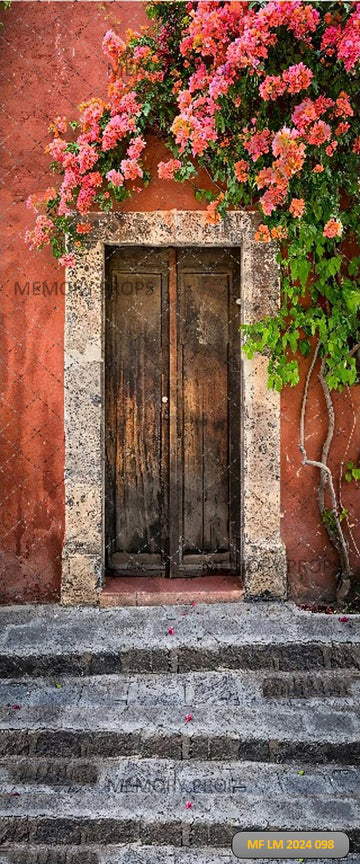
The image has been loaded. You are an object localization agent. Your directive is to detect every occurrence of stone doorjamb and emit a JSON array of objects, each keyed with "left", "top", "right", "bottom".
[{"left": 62, "top": 210, "right": 287, "bottom": 604}]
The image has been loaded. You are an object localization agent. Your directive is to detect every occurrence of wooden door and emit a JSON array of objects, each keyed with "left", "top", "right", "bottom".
[{"left": 105, "top": 246, "right": 241, "bottom": 576}]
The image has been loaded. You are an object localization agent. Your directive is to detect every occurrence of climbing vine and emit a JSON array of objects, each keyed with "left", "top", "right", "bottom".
[{"left": 26, "top": 0, "right": 360, "bottom": 598}]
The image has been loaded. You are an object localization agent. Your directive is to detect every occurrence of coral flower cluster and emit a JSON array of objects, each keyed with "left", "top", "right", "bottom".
[
  {"left": 25, "top": 2, "right": 359, "bottom": 392},
  {"left": 26, "top": 1, "right": 359, "bottom": 260}
]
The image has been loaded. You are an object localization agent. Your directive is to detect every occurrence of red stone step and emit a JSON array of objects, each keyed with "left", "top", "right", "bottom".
[{"left": 99, "top": 574, "right": 243, "bottom": 607}]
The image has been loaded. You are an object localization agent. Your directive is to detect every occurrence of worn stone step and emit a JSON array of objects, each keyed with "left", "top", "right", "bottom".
[
  {"left": 0, "top": 788, "right": 359, "bottom": 847},
  {"left": 1, "top": 849, "right": 359, "bottom": 864},
  {"left": 1, "top": 757, "right": 359, "bottom": 798},
  {"left": 0, "top": 602, "right": 359, "bottom": 677},
  {"left": 0, "top": 699, "right": 359, "bottom": 762},
  {"left": 1, "top": 670, "right": 358, "bottom": 711}
]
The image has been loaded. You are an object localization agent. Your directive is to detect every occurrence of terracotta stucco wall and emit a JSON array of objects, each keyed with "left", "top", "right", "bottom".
[{"left": 1, "top": 2, "right": 359, "bottom": 603}]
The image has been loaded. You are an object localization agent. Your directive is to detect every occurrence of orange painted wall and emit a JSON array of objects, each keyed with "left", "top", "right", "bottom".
[{"left": 1, "top": 2, "right": 359, "bottom": 603}]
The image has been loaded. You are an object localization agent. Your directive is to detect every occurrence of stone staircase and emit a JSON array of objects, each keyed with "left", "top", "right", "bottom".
[{"left": 0, "top": 601, "right": 359, "bottom": 864}]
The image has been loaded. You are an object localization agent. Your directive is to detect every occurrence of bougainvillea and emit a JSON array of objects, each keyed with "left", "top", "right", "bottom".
[{"left": 26, "top": 0, "right": 359, "bottom": 395}]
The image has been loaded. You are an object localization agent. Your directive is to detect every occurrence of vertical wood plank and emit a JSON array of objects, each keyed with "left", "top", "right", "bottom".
[{"left": 168, "top": 247, "right": 180, "bottom": 576}]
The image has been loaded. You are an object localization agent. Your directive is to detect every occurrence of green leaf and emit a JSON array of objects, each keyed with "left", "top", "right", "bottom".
[
  {"left": 327, "top": 256, "right": 341, "bottom": 276},
  {"left": 297, "top": 259, "right": 311, "bottom": 288},
  {"left": 299, "top": 339, "right": 311, "bottom": 357},
  {"left": 343, "top": 288, "right": 360, "bottom": 314}
]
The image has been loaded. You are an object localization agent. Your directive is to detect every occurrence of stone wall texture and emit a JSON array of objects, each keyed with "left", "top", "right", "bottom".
[{"left": 1, "top": 1, "right": 359, "bottom": 604}]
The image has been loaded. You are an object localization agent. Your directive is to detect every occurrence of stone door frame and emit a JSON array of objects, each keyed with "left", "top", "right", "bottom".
[{"left": 62, "top": 210, "right": 287, "bottom": 604}]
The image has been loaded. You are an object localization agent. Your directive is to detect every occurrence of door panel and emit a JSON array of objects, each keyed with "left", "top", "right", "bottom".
[
  {"left": 105, "top": 248, "right": 169, "bottom": 572},
  {"left": 105, "top": 246, "right": 241, "bottom": 576},
  {"left": 177, "top": 249, "right": 241, "bottom": 574}
]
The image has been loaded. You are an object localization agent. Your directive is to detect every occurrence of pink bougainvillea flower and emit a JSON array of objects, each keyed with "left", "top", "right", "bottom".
[
  {"left": 335, "top": 91, "right": 354, "bottom": 118},
  {"left": 106, "top": 169, "right": 124, "bottom": 186},
  {"left": 255, "top": 223, "right": 271, "bottom": 243},
  {"left": 291, "top": 99, "right": 317, "bottom": 133},
  {"left": 260, "top": 184, "right": 288, "bottom": 216},
  {"left": 244, "top": 128, "right": 272, "bottom": 162},
  {"left": 102, "top": 29, "right": 126, "bottom": 69},
  {"left": 321, "top": 24, "right": 341, "bottom": 56},
  {"left": 323, "top": 219, "right": 343, "bottom": 238},
  {"left": 282, "top": 63, "right": 313, "bottom": 95},
  {"left": 76, "top": 187, "right": 96, "bottom": 214},
  {"left": 102, "top": 115, "right": 137, "bottom": 152},
  {"left": 59, "top": 253, "right": 76, "bottom": 268},
  {"left": 272, "top": 128, "right": 306, "bottom": 173},
  {"left": 321, "top": 10, "right": 360, "bottom": 71},
  {"left": 26, "top": 187, "right": 57, "bottom": 213},
  {"left": 185, "top": 713, "right": 193, "bottom": 723},
  {"left": 168, "top": 626, "right": 175, "bottom": 635},
  {"left": 185, "top": 801, "right": 193, "bottom": 809},
  {"left": 271, "top": 225, "right": 288, "bottom": 240},
  {"left": 78, "top": 144, "right": 99, "bottom": 174},
  {"left": 133, "top": 44, "right": 151, "bottom": 61},
  {"left": 278, "top": 1, "right": 320, "bottom": 40},
  {"left": 120, "top": 158, "right": 143, "bottom": 180},
  {"left": 289, "top": 198, "right": 305, "bottom": 218},
  {"left": 307, "top": 120, "right": 332, "bottom": 146},
  {"left": 157, "top": 159, "right": 182, "bottom": 179},
  {"left": 10, "top": 705, "right": 21, "bottom": 710},
  {"left": 337, "top": 7, "right": 360, "bottom": 72},
  {"left": 206, "top": 194, "right": 224, "bottom": 224},
  {"left": 326, "top": 141, "right": 338, "bottom": 157},
  {"left": 81, "top": 171, "right": 103, "bottom": 189},
  {"left": 26, "top": 194, "right": 38, "bottom": 212},
  {"left": 313, "top": 164, "right": 324, "bottom": 173},
  {"left": 48, "top": 115, "right": 67, "bottom": 136},
  {"left": 335, "top": 122, "right": 350, "bottom": 137},
  {"left": 259, "top": 75, "right": 286, "bottom": 101},
  {"left": 234, "top": 159, "right": 249, "bottom": 183},
  {"left": 338, "top": 616, "right": 349, "bottom": 623},
  {"left": 127, "top": 136, "right": 146, "bottom": 159},
  {"left": 46, "top": 137, "right": 68, "bottom": 161},
  {"left": 79, "top": 97, "right": 107, "bottom": 142},
  {"left": 24, "top": 215, "right": 54, "bottom": 249}
]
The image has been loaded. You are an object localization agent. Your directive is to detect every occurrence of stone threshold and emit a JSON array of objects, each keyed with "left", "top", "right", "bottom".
[{"left": 99, "top": 574, "right": 243, "bottom": 607}]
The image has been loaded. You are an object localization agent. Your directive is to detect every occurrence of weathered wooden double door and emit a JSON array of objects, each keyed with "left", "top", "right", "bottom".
[{"left": 105, "top": 246, "right": 241, "bottom": 576}]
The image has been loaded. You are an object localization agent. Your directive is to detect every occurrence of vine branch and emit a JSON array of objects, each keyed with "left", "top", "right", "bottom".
[{"left": 299, "top": 342, "right": 352, "bottom": 604}]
